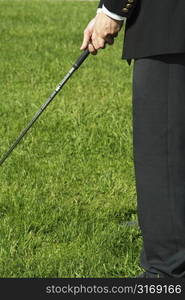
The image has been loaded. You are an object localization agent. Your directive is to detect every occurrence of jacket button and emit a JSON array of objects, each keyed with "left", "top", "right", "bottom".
[
  {"left": 126, "top": 4, "right": 132, "bottom": 8},
  {"left": 122, "top": 7, "right": 129, "bottom": 13},
  {"left": 128, "top": 0, "right": 134, "bottom": 3}
]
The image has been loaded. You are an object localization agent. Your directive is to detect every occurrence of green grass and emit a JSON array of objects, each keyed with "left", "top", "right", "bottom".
[{"left": 0, "top": 0, "right": 142, "bottom": 277}]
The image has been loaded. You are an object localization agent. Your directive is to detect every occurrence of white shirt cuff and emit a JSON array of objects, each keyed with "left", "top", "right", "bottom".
[
  {"left": 101, "top": 5, "right": 125, "bottom": 21},
  {"left": 97, "top": 8, "right": 102, "bottom": 14}
]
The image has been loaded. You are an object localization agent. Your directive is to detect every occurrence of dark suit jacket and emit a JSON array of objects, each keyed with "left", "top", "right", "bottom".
[{"left": 98, "top": 0, "right": 185, "bottom": 59}]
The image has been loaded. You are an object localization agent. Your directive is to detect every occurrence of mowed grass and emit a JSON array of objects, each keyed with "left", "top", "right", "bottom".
[{"left": 0, "top": 0, "right": 142, "bottom": 277}]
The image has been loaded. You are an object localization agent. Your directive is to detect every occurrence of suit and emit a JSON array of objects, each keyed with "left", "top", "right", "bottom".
[
  {"left": 98, "top": 0, "right": 185, "bottom": 278},
  {"left": 99, "top": 0, "right": 185, "bottom": 59}
]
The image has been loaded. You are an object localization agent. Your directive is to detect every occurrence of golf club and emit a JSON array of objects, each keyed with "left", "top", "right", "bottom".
[{"left": 0, "top": 49, "right": 90, "bottom": 166}]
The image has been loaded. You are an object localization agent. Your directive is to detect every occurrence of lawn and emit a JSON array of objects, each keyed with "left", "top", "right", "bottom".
[{"left": 0, "top": 0, "right": 142, "bottom": 277}]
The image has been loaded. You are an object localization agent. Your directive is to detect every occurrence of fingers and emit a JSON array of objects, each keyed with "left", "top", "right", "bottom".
[
  {"left": 86, "top": 35, "right": 114, "bottom": 54},
  {"left": 80, "top": 29, "right": 116, "bottom": 54},
  {"left": 91, "top": 32, "right": 106, "bottom": 50},
  {"left": 105, "top": 34, "right": 114, "bottom": 45},
  {"left": 81, "top": 33, "right": 115, "bottom": 54},
  {"left": 80, "top": 29, "right": 91, "bottom": 50},
  {"left": 88, "top": 42, "right": 97, "bottom": 55}
]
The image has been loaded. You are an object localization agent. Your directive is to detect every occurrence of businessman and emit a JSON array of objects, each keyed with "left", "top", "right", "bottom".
[{"left": 81, "top": 0, "right": 185, "bottom": 278}]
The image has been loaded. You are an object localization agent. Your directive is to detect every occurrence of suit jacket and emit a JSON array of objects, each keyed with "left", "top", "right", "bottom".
[{"left": 98, "top": 0, "right": 185, "bottom": 59}]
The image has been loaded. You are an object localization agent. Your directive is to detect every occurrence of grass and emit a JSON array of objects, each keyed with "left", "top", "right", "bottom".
[{"left": 0, "top": 0, "right": 142, "bottom": 278}]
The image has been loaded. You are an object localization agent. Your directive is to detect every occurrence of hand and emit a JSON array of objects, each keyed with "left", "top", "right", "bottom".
[
  {"left": 80, "top": 12, "right": 123, "bottom": 55},
  {"left": 80, "top": 17, "right": 97, "bottom": 54}
]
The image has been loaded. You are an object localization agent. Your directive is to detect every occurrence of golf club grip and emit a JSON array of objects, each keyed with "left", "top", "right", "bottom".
[{"left": 73, "top": 49, "right": 90, "bottom": 69}]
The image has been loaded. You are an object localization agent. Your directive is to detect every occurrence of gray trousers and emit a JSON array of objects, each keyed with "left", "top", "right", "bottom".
[{"left": 132, "top": 54, "right": 185, "bottom": 278}]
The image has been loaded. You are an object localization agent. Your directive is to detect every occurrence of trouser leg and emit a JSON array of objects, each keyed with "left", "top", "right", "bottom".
[{"left": 132, "top": 54, "right": 185, "bottom": 278}]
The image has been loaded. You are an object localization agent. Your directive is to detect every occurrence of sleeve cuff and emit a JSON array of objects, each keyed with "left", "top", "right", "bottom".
[
  {"left": 102, "top": 5, "right": 126, "bottom": 21},
  {"left": 97, "top": 8, "right": 102, "bottom": 14}
]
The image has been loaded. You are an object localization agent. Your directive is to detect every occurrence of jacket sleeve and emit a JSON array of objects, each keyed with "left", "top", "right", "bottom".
[
  {"left": 98, "top": 0, "right": 104, "bottom": 8},
  {"left": 98, "top": 0, "right": 137, "bottom": 18}
]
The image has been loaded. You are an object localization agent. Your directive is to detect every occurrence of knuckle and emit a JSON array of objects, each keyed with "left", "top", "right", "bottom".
[
  {"left": 99, "top": 40, "right": 105, "bottom": 48},
  {"left": 84, "top": 29, "right": 89, "bottom": 35}
]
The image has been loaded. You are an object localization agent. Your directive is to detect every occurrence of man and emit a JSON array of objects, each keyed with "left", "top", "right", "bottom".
[{"left": 81, "top": 0, "right": 185, "bottom": 278}]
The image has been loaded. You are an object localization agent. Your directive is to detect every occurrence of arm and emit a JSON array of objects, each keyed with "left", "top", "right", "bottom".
[{"left": 80, "top": 0, "right": 137, "bottom": 54}]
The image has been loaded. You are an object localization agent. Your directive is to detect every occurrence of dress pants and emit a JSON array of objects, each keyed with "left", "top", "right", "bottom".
[{"left": 132, "top": 54, "right": 185, "bottom": 278}]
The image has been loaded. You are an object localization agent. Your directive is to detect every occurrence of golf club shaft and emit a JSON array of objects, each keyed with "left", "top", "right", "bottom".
[{"left": 0, "top": 49, "right": 90, "bottom": 166}]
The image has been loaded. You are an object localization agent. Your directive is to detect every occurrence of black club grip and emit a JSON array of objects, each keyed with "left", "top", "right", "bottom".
[{"left": 73, "top": 49, "right": 90, "bottom": 69}]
